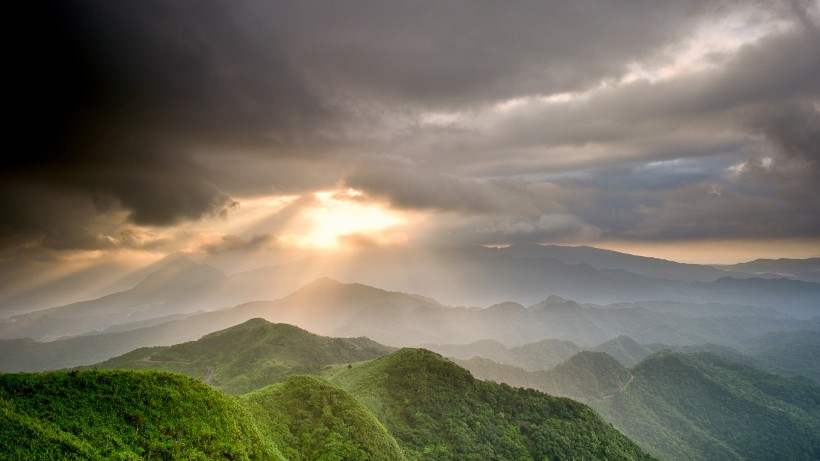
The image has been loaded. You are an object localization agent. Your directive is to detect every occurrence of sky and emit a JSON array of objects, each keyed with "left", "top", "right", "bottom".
[{"left": 2, "top": 0, "right": 819, "bottom": 302}]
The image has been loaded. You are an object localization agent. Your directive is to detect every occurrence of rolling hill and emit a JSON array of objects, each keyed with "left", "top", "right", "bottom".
[
  {"left": 241, "top": 375, "right": 406, "bottom": 460},
  {"left": 2, "top": 329, "right": 659, "bottom": 460},
  {"left": 0, "top": 369, "right": 286, "bottom": 460},
  {"left": 325, "top": 348, "right": 654, "bottom": 460},
  {"left": 92, "top": 319, "right": 394, "bottom": 394},
  {"left": 602, "top": 351, "right": 820, "bottom": 461},
  {"left": 454, "top": 349, "right": 820, "bottom": 461}
]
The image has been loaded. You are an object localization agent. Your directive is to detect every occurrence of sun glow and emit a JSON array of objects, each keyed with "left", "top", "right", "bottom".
[{"left": 283, "top": 189, "right": 407, "bottom": 249}]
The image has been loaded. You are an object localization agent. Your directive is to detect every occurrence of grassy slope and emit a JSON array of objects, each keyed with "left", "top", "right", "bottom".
[
  {"left": 0, "top": 370, "right": 285, "bottom": 460},
  {"left": 327, "top": 348, "right": 655, "bottom": 461},
  {"left": 93, "top": 318, "right": 393, "bottom": 394},
  {"left": 453, "top": 347, "right": 820, "bottom": 461},
  {"left": 600, "top": 351, "right": 820, "bottom": 461},
  {"left": 242, "top": 375, "right": 406, "bottom": 460},
  {"left": 1, "top": 369, "right": 409, "bottom": 460}
]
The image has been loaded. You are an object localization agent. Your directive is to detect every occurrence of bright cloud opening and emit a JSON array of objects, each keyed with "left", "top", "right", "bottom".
[{"left": 282, "top": 189, "right": 407, "bottom": 249}]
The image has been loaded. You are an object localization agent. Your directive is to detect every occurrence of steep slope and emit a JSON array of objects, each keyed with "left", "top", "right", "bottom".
[
  {"left": 93, "top": 319, "right": 393, "bottom": 394},
  {"left": 326, "top": 348, "right": 655, "bottom": 460},
  {"left": 242, "top": 375, "right": 406, "bottom": 460},
  {"left": 600, "top": 352, "right": 820, "bottom": 461},
  {"left": 0, "top": 370, "right": 285, "bottom": 460}
]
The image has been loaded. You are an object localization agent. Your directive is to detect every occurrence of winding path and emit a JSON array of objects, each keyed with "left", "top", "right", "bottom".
[
  {"left": 204, "top": 366, "right": 215, "bottom": 386},
  {"left": 603, "top": 373, "right": 634, "bottom": 400}
]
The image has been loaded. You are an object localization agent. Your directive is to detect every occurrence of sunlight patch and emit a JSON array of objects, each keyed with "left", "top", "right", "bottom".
[{"left": 283, "top": 189, "right": 406, "bottom": 249}]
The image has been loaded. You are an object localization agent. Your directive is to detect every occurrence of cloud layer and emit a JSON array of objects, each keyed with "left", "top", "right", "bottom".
[{"left": 3, "top": 0, "right": 819, "bottom": 267}]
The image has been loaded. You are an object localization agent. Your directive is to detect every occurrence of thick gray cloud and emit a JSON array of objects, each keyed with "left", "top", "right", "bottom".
[
  {"left": 3, "top": 0, "right": 819, "bottom": 261},
  {"left": 344, "top": 156, "right": 562, "bottom": 214},
  {"left": 4, "top": 0, "right": 330, "bottom": 246},
  {"left": 266, "top": 0, "right": 717, "bottom": 108}
]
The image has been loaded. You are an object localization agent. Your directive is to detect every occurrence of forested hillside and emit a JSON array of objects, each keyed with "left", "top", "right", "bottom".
[
  {"left": 326, "top": 348, "right": 654, "bottom": 460},
  {"left": 1, "top": 329, "right": 656, "bottom": 460},
  {"left": 455, "top": 349, "right": 820, "bottom": 461},
  {"left": 0, "top": 370, "right": 285, "bottom": 460},
  {"left": 92, "top": 318, "right": 393, "bottom": 394}
]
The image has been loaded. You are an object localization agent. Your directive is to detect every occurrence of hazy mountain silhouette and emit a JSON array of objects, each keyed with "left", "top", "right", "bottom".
[
  {"left": 3, "top": 246, "right": 818, "bottom": 345},
  {"left": 3, "top": 278, "right": 818, "bottom": 372},
  {"left": 719, "top": 257, "right": 820, "bottom": 283},
  {"left": 0, "top": 257, "right": 224, "bottom": 340}
]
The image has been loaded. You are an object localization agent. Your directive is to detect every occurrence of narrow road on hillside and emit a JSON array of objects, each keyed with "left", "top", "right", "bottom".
[
  {"left": 204, "top": 366, "right": 214, "bottom": 386},
  {"left": 603, "top": 373, "right": 634, "bottom": 400}
]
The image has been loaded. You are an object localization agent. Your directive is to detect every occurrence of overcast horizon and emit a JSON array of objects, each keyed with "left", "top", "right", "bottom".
[{"left": 3, "top": 1, "right": 819, "bottom": 309}]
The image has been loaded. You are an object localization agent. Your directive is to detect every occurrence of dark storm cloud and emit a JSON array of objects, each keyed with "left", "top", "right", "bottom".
[
  {"left": 4, "top": 0, "right": 329, "bottom": 246},
  {"left": 3, "top": 0, "right": 818, "bottom": 256},
  {"left": 738, "top": 100, "right": 820, "bottom": 228}
]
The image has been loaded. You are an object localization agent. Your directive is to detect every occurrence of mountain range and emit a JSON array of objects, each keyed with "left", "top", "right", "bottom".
[
  {"left": 2, "top": 244, "right": 819, "bottom": 459},
  {"left": 2, "top": 244, "right": 818, "bottom": 343},
  {"left": 2, "top": 275, "right": 818, "bottom": 373},
  {"left": 450, "top": 347, "right": 820, "bottom": 460},
  {"left": 2, "top": 320, "right": 656, "bottom": 461},
  {"left": 5, "top": 313, "right": 819, "bottom": 460}
]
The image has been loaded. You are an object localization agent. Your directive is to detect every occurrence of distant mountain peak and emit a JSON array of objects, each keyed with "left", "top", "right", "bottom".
[
  {"left": 545, "top": 295, "right": 571, "bottom": 304},
  {"left": 530, "top": 295, "right": 581, "bottom": 311},
  {"left": 309, "top": 276, "right": 342, "bottom": 286},
  {"left": 486, "top": 301, "right": 526, "bottom": 312}
]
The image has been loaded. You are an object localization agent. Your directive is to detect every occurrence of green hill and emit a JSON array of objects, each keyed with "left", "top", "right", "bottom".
[
  {"left": 456, "top": 351, "right": 632, "bottom": 402},
  {"left": 0, "top": 369, "right": 285, "bottom": 460},
  {"left": 740, "top": 330, "right": 820, "bottom": 383},
  {"left": 326, "top": 348, "right": 655, "bottom": 460},
  {"left": 242, "top": 375, "right": 406, "bottom": 460},
  {"left": 425, "top": 337, "right": 583, "bottom": 371},
  {"left": 454, "top": 348, "right": 820, "bottom": 461},
  {"left": 592, "top": 336, "right": 653, "bottom": 368},
  {"left": 93, "top": 318, "right": 393, "bottom": 394},
  {"left": 600, "top": 351, "right": 820, "bottom": 461},
  {"left": 2, "top": 350, "right": 657, "bottom": 461},
  {"left": 539, "top": 351, "right": 632, "bottom": 399}
]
